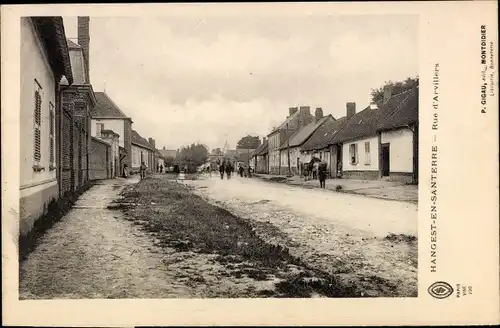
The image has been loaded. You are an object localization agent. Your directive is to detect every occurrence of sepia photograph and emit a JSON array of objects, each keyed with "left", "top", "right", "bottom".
[{"left": 18, "top": 12, "right": 419, "bottom": 300}]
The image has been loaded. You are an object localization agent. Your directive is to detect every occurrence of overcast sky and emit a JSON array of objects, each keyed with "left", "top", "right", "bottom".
[{"left": 62, "top": 14, "right": 418, "bottom": 150}]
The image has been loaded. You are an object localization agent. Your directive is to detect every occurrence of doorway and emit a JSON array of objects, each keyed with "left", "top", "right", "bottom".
[{"left": 381, "top": 143, "right": 390, "bottom": 177}]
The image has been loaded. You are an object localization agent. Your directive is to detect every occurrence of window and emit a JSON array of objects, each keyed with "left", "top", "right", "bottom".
[
  {"left": 49, "top": 102, "right": 55, "bottom": 168},
  {"left": 96, "top": 123, "right": 104, "bottom": 137},
  {"left": 33, "top": 80, "right": 42, "bottom": 166},
  {"left": 349, "top": 143, "right": 358, "bottom": 165},
  {"left": 364, "top": 141, "right": 371, "bottom": 165}
]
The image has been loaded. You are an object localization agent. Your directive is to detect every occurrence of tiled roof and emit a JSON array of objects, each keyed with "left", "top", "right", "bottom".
[
  {"left": 267, "top": 110, "right": 300, "bottom": 136},
  {"left": 131, "top": 130, "right": 153, "bottom": 150},
  {"left": 331, "top": 88, "right": 415, "bottom": 144},
  {"left": 252, "top": 139, "right": 269, "bottom": 156},
  {"left": 302, "top": 116, "right": 348, "bottom": 151},
  {"left": 91, "top": 92, "right": 131, "bottom": 119},
  {"left": 279, "top": 115, "right": 332, "bottom": 150},
  {"left": 377, "top": 86, "right": 419, "bottom": 131},
  {"left": 31, "top": 17, "right": 73, "bottom": 85}
]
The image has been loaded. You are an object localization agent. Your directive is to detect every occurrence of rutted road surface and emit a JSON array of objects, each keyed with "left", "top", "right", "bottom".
[{"left": 184, "top": 174, "right": 418, "bottom": 297}]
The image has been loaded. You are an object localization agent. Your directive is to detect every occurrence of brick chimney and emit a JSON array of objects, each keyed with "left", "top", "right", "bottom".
[
  {"left": 77, "top": 17, "right": 90, "bottom": 84},
  {"left": 383, "top": 85, "right": 392, "bottom": 104},
  {"left": 148, "top": 137, "right": 156, "bottom": 149},
  {"left": 314, "top": 107, "right": 324, "bottom": 122},
  {"left": 289, "top": 107, "right": 298, "bottom": 116},
  {"left": 346, "top": 102, "right": 356, "bottom": 119}
]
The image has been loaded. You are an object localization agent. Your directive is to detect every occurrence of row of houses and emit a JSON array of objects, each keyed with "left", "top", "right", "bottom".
[
  {"left": 251, "top": 84, "right": 419, "bottom": 183},
  {"left": 19, "top": 16, "right": 175, "bottom": 238}
]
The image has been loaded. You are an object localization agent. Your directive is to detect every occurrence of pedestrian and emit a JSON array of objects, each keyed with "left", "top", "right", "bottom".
[
  {"left": 160, "top": 164, "right": 163, "bottom": 173},
  {"left": 122, "top": 164, "right": 129, "bottom": 178},
  {"left": 318, "top": 161, "right": 327, "bottom": 188},
  {"left": 219, "top": 160, "right": 225, "bottom": 180},
  {"left": 140, "top": 161, "right": 147, "bottom": 180},
  {"left": 247, "top": 165, "right": 252, "bottom": 178},
  {"left": 225, "top": 161, "right": 232, "bottom": 179},
  {"left": 239, "top": 164, "right": 244, "bottom": 177}
]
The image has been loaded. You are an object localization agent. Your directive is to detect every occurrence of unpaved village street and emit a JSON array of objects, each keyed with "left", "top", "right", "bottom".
[
  {"left": 20, "top": 174, "right": 417, "bottom": 299},
  {"left": 184, "top": 174, "right": 418, "bottom": 297}
]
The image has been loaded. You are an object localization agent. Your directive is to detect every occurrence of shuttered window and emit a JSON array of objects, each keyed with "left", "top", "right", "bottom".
[
  {"left": 33, "top": 82, "right": 42, "bottom": 163},
  {"left": 364, "top": 141, "right": 371, "bottom": 165},
  {"left": 49, "top": 102, "right": 55, "bottom": 165},
  {"left": 349, "top": 143, "right": 358, "bottom": 165}
]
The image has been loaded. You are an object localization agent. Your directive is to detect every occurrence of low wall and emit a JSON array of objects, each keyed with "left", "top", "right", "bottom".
[{"left": 342, "top": 170, "right": 379, "bottom": 180}]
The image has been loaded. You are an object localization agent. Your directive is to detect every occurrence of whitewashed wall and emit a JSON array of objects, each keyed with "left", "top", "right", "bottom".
[
  {"left": 91, "top": 118, "right": 125, "bottom": 147},
  {"left": 20, "top": 18, "right": 57, "bottom": 193},
  {"left": 342, "top": 136, "right": 379, "bottom": 172},
  {"left": 381, "top": 128, "right": 414, "bottom": 173}
]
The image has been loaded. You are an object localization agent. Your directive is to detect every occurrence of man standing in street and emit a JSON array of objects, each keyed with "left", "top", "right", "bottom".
[
  {"left": 318, "top": 161, "right": 327, "bottom": 188},
  {"left": 140, "top": 161, "right": 147, "bottom": 180}
]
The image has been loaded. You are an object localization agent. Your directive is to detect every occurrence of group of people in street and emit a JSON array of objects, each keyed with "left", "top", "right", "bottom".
[{"left": 303, "top": 158, "right": 328, "bottom": 188}]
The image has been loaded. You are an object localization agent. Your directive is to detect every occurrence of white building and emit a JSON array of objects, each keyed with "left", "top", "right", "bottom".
[{"left": 19, "top": 17, "right": 73, "bottom": 236}]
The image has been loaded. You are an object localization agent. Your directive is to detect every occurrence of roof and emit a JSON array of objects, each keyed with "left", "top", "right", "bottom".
[
  {"left": 279, "top": 115, "right": 332, "bottom": 150},
  {"left": 67, "top": 39, "right": 86, "bottom": 84},
  {"left": 91, "top": 92, "right": 132, "bottom": 119},
  {"left": 67, "top": 39, "right": 81, "bottom": 49},
  {"left": 252, "top": 139, "right": 269, "bottom": 157},
  {"left": 267, "top": 110, "right": 301, "bottom": 137},
  {"left": 376, "top": 86, "right": 419, "bottom": 131},
  {"left": 131, "top": 130, "right": 153, "bottom": 150},
  {"left": 31, "top": 17, "right": 73, "bottom": 85},
  {"left": 302, "top": 116, "right": 348, "bottom": 151},
  {"left": 331, "top": 88, "right": 415, "bottom": 144}
]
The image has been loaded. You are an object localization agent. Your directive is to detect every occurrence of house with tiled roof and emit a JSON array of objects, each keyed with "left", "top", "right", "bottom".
[
  {"left": 20, "top": 16, "right": 74, "bottom": 238},
  {"left": 329, "top": 85, "right": 418, "bottom": 182},
  {"left": 278, "top": 109, "right": 334, "bottom": 176},
  {"left": 90, "top": 91, "right": 133, "bottom": 174},
  {"left": 300, "top": 115, "right": 349, "bottom": 177},
  {"left": 251, "top": 138, "right": 269, "bottom": 173},
  {"left": 131, "top": 130, "right": 154, "bottom": 172},
  {"left": 267, "top": 106, "right": 313, "bottom": 175}
]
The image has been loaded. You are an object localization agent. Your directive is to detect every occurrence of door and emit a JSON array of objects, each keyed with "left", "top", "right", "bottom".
[
  {"left": 381, "top": 143, "right": 390, "bottom": 177},
  {"left": 297, "top": 157, "right": 300, "bottom": 175}
]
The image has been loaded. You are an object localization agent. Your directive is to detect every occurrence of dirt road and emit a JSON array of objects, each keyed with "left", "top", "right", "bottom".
[{"left": 184, "top": 174, "right": 418, "bottom": 297}]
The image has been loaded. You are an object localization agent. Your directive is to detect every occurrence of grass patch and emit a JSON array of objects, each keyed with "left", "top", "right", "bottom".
[{"left": 110, "top": 177, "right": 371, "bottom": 298}]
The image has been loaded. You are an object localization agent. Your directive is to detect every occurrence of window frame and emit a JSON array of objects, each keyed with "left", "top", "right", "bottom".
[
  {"left": 96, "top": 122, "right": 104, "bottom": 137},
  {"left": 364, "top": 141, "right": 371, "bottom": 165},
  {"left": 49, "top": 101, "right": 56, "bottom": 170},
  {"left": 33, "top": 79, "right": 43, "bottom": 171},
  {"left": 349, "top": 143, "right": 358, "bottom": 165}
]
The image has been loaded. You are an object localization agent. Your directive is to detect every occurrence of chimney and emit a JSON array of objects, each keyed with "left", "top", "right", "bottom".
[
  {"left": 148, "top": 137, "right": 156, "bottom": 149},
  {"left": 289, "top": 107, "right": 298, "bottom": 116},
  {"left": 263, "top": 137, "right": 267, "bottom": 143},
  {"left": 346, "top": 102, "right": 356, "bottom": 119},
  {"left": 314, "top": 107, "right": 324, "bottom": 122},
  {"left": 383, "top": 85, "right": 392, "bottom": 104},
  {"left": 163, "top": 146, "right": 166, "bottom": 150},
  {"left": 77, "top": 17, "right": 90, "bottom": 84},
  {"left": 298, "top": 106, "right": 311, "bottom": 128}
]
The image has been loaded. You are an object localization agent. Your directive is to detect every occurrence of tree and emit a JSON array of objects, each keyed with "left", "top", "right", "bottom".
[
  {"left": 164, "top": 156, "right": 174, "bottom": 167},
  {"left": 178, "top": 142, "right": 209, "bottom": 172},
  {"left": 371, "top": 76, "right": 419, "bottom": 103},
  {"left": 236, "top": 135, "right": 261, "bottom": 149}
]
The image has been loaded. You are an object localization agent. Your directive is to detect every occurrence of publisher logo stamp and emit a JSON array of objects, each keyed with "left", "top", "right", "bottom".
[{"left": 428, "top": 281, "right": 454, "bottom": 299}]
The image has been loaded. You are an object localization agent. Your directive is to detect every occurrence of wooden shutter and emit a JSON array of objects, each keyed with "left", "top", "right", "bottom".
[
  {"left": 34, "top": 90, "right": 42, "bottom": 162},
  {"left": 49, "top": 103, "right": 55, "bottom": 164}
]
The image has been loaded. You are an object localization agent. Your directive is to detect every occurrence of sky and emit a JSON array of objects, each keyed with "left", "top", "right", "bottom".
[{"left": 62, "top": 13, "right": 418, "bottom": 151}]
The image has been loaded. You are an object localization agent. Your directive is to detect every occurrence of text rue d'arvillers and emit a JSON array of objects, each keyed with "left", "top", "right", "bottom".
[{"left": 430, "top": 63, "right": 439, "bottom": 273}]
